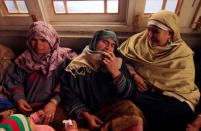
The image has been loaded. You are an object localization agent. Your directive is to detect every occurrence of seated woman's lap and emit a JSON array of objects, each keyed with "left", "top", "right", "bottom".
[
  {"left": 131, "top": 91, "right": 194, "bottom": 131},
  {"left": 77, "top": 99, "right": 145, "bottom": 130}
]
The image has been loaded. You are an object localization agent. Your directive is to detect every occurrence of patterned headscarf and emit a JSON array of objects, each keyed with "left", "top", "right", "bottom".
[{"left": 15, "top": 21, "right": 77, "bottom": 76}]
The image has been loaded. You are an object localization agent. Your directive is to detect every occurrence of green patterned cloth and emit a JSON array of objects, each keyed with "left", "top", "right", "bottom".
[{"left": 0, "top": 114, "right": 31, "bottom": 131}]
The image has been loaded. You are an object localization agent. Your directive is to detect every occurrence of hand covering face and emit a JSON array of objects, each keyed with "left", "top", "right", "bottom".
[{"left": 65, "top": 29, "right": 120, "bottom": 77}]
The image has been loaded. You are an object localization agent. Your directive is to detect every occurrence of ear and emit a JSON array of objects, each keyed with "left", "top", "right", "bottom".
[{"left": 168, "top": 30, "right": 174, "bottom": 38}]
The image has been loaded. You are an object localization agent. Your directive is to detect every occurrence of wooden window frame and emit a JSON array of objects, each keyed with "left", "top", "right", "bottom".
[
  {"left": 32, "top": 0, "right": 137, "bottom": 32},
  {"left": 144, "top": 0, "right": 183, "bottom": 15},
  {"left": 0, "top": 0, "right": 36, "bottom": 30},
  {"left": 0, "top": 0, "right": 135, "bottom": 32},
  {"left": 3, "top": 0, "right": 28, "bottom": 14},
  {"left": 43, "top": 0, "right": 125, "bottom": 23},
  {"left": 52, "top": 0, "right": 120, "bottom": 14}
]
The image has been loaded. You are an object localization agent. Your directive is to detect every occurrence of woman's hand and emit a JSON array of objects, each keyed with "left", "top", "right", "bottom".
[
  {"left": 186, "top": 124, "right": 200, "bottom": 131},
  {"left": 36, "top": 110, "right": 46, "bottom": 121},
  {"left": 0, "top": 109, "right": 14, "bottom": 120},
  {"left": 102, "top": 51, "right": 120, "bottom": 78},
  {"left": 133, "top": 74, "right": 148, "bottom": 92},
  {"left": 81, "top": 111, "right": 103, "bottom": 130},
  {"left": 17, "top": 99, "right": 32, "bottom": 113},
  {"left": 43, "top": 101, "right": 57, "bottom": 124}
]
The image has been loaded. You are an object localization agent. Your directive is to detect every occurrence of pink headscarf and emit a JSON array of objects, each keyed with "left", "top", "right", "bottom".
[{"left": 15, "top": 21, "right": 77, "bottom": 76}]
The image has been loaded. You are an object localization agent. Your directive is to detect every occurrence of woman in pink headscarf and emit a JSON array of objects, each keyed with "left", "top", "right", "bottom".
[{"left": 2, "top": 21, "right": 77, "bottom": 125}]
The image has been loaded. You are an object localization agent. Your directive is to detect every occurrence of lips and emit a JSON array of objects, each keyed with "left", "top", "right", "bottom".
[
  {"left": 149, "top": 40, "right": 158, "bottom": 46},
  {"left": 151, "top": 39, "right": 157, "bottom": 42}
]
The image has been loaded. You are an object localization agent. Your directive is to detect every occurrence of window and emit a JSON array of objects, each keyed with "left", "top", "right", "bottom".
[
  {"left": 41, "top": 0, "right": 127, "bottom": 24},
  {"left": 0, "top": 0, "right": 36, "bottom": 30},
  {"left": 0, "top": 0, "right": 133, "bottom": 32},
  {"left": 0, "top": 0, "right": 199, "bottom": 34},
  {"left": 144, "top": 0, "right": 183, "bottom": 14},
  {"left": 3, "top": 0, "right": 28, "bottom": 14},
  {"left": 52, "top": 0, "right": 119, "bottom": 14}
]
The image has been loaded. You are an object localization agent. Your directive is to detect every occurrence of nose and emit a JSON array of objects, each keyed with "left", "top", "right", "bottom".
[
  {"left": 36, "top": 40, "right": 44, "bottom": 49},
  {"left": 105, "top": 44, "right": 109, "bottom": 51},
  {"left": 105, "top": 44, "right": 113, "bottom": 52}
]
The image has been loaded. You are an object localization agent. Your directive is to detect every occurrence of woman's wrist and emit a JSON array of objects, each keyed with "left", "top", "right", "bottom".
[
  {"left": 133, "top": 72, "right": 138, "bottom": 77},
  {"left": 81, "top": 111, "right": 89, "bottom": 117},
  {"left": 111, "top": 70, "right": 121, "bottom": 79},
  {"left": 81, "top": 111, "right": 91, "bottom": 120},
  {"left": 50, "top": 99, "right": 58, "bottom": 106}
]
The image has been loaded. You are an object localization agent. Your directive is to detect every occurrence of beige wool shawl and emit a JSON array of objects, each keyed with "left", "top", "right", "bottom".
[
  {"left": 66, "top": 46, "right": 122, "bottom": 78},
  {"left": 118, "top": 10, "right": 200, "bottom": 106}
]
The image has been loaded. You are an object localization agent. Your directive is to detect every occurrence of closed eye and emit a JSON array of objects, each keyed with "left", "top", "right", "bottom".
[
  {"left": 103, "top": 40, "right": 109, "bottom": 45},
  {"left": 32, "top": 38, "right": 36, "bottom": 41},
  {"left": 41, "top": 39, "right": 47, "bottom": 42},
  {"left": 111, "top": 43, "right": 115, "bottom": 48}
]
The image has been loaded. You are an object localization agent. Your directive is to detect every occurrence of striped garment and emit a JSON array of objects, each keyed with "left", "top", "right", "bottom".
[
  {"left": 0, "top": 114, "right": 31, "bottom": 131},
  {"left": 126, "top": 64, "right": 135, "bottom": 73}
]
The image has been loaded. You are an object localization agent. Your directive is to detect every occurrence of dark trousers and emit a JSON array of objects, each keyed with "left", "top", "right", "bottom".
[{"left": 131, "top": 91, "right": 194, "bottom": 131}]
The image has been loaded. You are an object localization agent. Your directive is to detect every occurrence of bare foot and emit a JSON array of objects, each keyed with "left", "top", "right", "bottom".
[
  {"left": 65, "top": 120, "right": 78, "bottom": 131},
  {"left": 186, "top": 124, "right": 200, "bottom": 131},
  {"left": 186, "top": 115, "right": 201, "bottom": 131},
  {"left": 191, "top": 115, "right": 201, "bottom": 129}
]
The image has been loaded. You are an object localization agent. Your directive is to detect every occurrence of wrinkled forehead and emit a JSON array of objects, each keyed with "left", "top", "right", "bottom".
[
  {"left": 32, "top": 35, "right": 47, "bottom": 40},
  {"left": 101, "top": 38, "right": 116, "bottom": 44},
  {"left": 148, "top": 20, "right": 171, "bottom": 32},
  {"left": 97, "top": 32, "right": 118, "bottom": 44},
  {"left": 147, "top": 25, "right": 164, "bottom": 32},
  {"left": 89, "top": 29, "right": 119, "bottom": 51}
]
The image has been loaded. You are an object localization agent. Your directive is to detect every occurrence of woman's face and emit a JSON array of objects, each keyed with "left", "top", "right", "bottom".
[
  {"left": 96, "top": 39, "right": 116, "bottom": 52},
  {"left": 147, "top": 25, "right": 172, "bottom": 46},
  {"left": 31, "top": 35, "right": 51, "bottom": 55}
]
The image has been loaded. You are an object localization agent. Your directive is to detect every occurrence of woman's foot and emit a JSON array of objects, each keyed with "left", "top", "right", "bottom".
[
  {"left": 65, "top": 120, "right": 78, "bottom": 131},
  {"left": 186, "top": 124, "right": 199, "bottom": 131}
]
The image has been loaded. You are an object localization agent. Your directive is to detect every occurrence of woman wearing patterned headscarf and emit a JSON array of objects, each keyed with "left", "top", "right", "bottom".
[
  {"left": 61, "top": 29, "right": 145, "bottom": 131},
  {"left": 118, "top": 10, "right": 200, "bottom": 130},
  {"left": 2, "top": 21, "right": 77, "bottom": 125}
]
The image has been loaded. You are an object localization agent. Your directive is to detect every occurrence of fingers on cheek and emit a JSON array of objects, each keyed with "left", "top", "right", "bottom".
[
  {"left": 51, "top": 114, "right": 55, "bottom": 122},
  {"left": 44, "top": 117, "right": 50, "bottom": 124},
  {"left": 103, "top": 60, "right": 107, "bottom": 64},
  {"left": 104, "top": 58, "right": 109, "bottom": 62},
  {"left": 107, "top": 51, "right": 112, "bottom": 56}
]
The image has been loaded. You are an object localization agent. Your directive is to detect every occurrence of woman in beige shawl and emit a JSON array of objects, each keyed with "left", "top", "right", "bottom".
[{"left": 118, "top": 10, "right": 200, "bottom": 131}]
